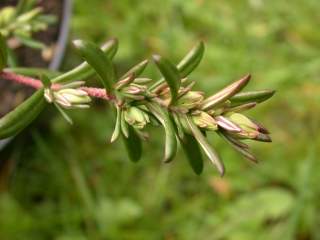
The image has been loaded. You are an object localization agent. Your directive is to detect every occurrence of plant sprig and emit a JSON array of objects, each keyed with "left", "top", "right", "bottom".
[{"left": 0, "top": 36, "right": 275, "bottom": 176}]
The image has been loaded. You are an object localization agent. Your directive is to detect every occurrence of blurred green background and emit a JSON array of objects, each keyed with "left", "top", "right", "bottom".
[{"left": 1, "top": 0, "right": 320, "bottom": 239}]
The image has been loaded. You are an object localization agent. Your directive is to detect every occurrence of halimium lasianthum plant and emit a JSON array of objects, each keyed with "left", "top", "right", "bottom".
[{"left": 0, "top": 31, "right": 275, "bottom": 175}]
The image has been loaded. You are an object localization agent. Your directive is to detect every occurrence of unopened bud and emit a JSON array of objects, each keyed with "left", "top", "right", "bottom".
[
  {"left": 44, "top": 86, "right": 91, "bottom": 109},
  {"left": 227, "top": 113, "right": 259, "bottom": 133},
  {"left": 192, "top": 111, "right": 218, "bottom": 131},
  {"left": 124, "top": 106, "right": 150, "bottom": 129},
  {"left": 177, "top": 91, "right": 204, "bottom": 110}
]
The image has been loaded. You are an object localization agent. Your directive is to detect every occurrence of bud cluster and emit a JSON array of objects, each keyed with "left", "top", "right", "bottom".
[
  {"left": 44, "top": 82, "right": 91, "bottom": 109},
  {"left": 39, "top": 39, "right": 275, "bottom": 176}
]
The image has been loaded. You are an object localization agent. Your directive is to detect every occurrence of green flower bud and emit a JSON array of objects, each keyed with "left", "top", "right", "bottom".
[
  {"left": 124, "top": 106, "right": 150, "bottom": 129},
  {"left": 192, "top": 111, "right": 218, "bottom": 131},
  {"left": 44, "top": 87, "right": 91, "bottom": 109},
  {"left": 227, "top": 113, "right": 258, "bottom": 133},
  {"left": 177, "top": 91, "right": 204, "bottom": 110},
  {"left": 122, "top": 84, "right": 147, "bottom": 95}
]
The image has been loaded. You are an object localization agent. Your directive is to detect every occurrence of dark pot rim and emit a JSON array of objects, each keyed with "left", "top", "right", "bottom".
[{"left": 0, "top": 0, "right": 73, "bottom": 151}]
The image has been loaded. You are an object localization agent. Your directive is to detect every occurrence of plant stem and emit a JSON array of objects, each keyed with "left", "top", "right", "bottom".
[{"left": 0, "top": 70, "right": 113, "bottom": 101}]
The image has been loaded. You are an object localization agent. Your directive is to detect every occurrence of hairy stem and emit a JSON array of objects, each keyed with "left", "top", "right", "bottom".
[{"left": 0, "top": 71, "right": 113, "bottom": 100}]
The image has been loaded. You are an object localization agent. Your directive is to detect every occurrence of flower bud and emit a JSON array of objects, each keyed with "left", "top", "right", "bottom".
[
  {"left": 227, "top": 113, "right": 259, "bottom": 133},
  {"left": 192, "top": 111, "right": 218, "bottom": 131},
  {"left": 45, "top": 87, "right": 91, "bottom": 109},
  {"left": 177, "top": 91, "right": 204, "bottom": 110},
  {"left": 122, "top": 84, "right": 146, "bottom": 95},
  {"left": 124, "top": 106, "right": 150, "bottom": 129}
]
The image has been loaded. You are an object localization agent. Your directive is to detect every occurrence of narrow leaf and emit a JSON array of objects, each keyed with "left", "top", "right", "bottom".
[
  {"left": 147, "top": 103, "right": 177, "bottom": 163},
  {"left": 16, "top": 35, "right": 45, "bottom": 49},
  {"left": 225, "top": 102, "right": 257, "bottom": 113},
  {"left": 177, "top": 41, "right": 205, "bottom": 78},
  {"left": 120, "top": 110, "right": 129, "bottom": 138},
  {"left": 172, "top": 113, "right": 184, "bottom": 139},
  {"left": 218, "top": 132, "right": 257, "bottom": 163},
  {"left": 0, "top": 33, "right": 8, "bottom": 71},
  {"left": 180, "top": 133, "right": 204, "bottom": 175},
  {"left": 184, "top": 115, "right": 225, "bottom": 176},
  {"left": 5, "top": 67, "right": 60, "bottom": 78},
  {"left": 121, "top": 59, "right": 148, "bottom": 79},
  {"left": 230, "top": 90, "right": 275, "bottom": 105},
  {"left": 54, "top": 103, "right": 73, "bottom": 125},
  {"left": 149, "top": 41, "right": 204, "bottom": 90},
  {"left": 153, "top": 55, "right": 181, "bottom": 105},
  {"left": 122, "top": 126, "right": 142, "bottom": 162},
  {"left": 73, "top": 40, "right": 115, "bottom": 92},
  {"left": 52, "top": 38, "right": 118, "bottom": 83},
  {"left": 110, "top": 106, "right": 121, "bottom": 142},
  {"left": 200, "top": 74, "right": 251, "bottom": 111},
  {"left": 0, "top": 90, "right": 46, "bottom": 139}
]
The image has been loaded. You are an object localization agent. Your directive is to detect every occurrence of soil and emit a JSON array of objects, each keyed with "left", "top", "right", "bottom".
[{"left": 0, "top": 0, "right": 64, "bottom": 117}]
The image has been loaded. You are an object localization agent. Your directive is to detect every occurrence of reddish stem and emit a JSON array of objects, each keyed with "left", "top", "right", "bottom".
[{"left": 0, "top": 71, "right": 113, "bottom": 100}]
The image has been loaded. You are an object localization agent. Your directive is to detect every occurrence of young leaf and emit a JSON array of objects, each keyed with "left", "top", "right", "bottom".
[
  {"left": 177, "top": 41, "right": 205, "bottom": 78},
  {"left": 5, "top": 67, "right": 60, "bottom": 78},
  {"left": 53, "top": 102, "right": 73, "bottom": 125},
  {"left": 122, "top": 126, "right": 142, "bottom": 162},
  {"left": 0, "top": 33, "right": 8, "bottom": 71},
  {"left": 200, "top": 74, "right": 251, "bottom": 111},
  {"left": 184, "top": 115, "right": 225, "bottom": 176},
  {"left": 147, "top": 103, "right": 177, "bottom": 163},
  {"left": 110, "top": 106, "right": 121, "bottom": 143},
  {"left": 73, "top": 40, "right": 115, "bottom": 92},
  {"left": 225, "top": 102, "right": 257, "bottom": 113},
  {"left": 149, "top": 41, "right": 204, "bottom": 90},
  {"left": 180, "top": 133, "right": 204, "bottom": 175},
  {"left": 218, "top": 132, "right": 257, "bottom": 163},
  {"left": 121, "top": 59, "right": 148, "bottom": 79},
  {"left": 52, "top": 38, "right": 118, "bottom": 83},
  {"left": 0, "top": 89, "right": 46, "bottom": 139},
  {"left": 230, "top": 90, "right": 276, "bottom": 105},
  {"left": 153, "top": 55, "right": 181, "bottom": 104},
  {"left": 16, "top": 35, "right": 46, "bottom": 49},
  {"left": 120, "top": 110, "right": 129, "bottom": 138}
]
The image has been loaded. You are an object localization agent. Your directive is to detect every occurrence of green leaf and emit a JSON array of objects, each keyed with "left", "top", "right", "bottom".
[
  {"left": 230, "top": 90, "right": 276, "bottom": 105},
  {"left": 52, "top": 38, "right": 118, "bottom": 83},
  {"left": 153, "top": 55, "right": 181, "bottom": 105},
  {"left": 16, "top": 35, "right": 45, "bottom": 49},
  {"left": 73, "top": 40, "right": 115, "bottom": 92},
  {"left": 184, "top": 115, "right": 225, "bottom": 176},
  {"left": 110, "top": 106, "right": 121, "bottom": 143},
  {"left": 147, "top": 103, "right": 177, "bottom": 163},
  {"left": 5, "top": 67, "right": 60, "bottom": 78},
  {"left": 0, "top": 33, "right": 8, "bottom": 71},
  {"left": 180, "top": 133, "right": 204, "bottom": 175},
  {"left": 122, "top": 126, "right": 142, "bottom": 162},
  {"left": 53, "top": 103, "right": 73, "bottom": 125},
  {"left": 121, "top": 59, "right": 148, "bottom": 79},
  {"left": 200, "top": 74, "right": 251, "bottom": 111},
  {"left": 120, "top": 110, "right": 129, "bottom": 138},
  {"left": 177, "top": 41, "right": 205, "bottom": 78},
  {"left": 0, "top": 89, "right": 46, "bottom": 139},
  {"left": 149, "top": 41, "right": 205, "bottom": 91},
  {"left": 218, "top": 132, "right": 257, "bottom": 163}
]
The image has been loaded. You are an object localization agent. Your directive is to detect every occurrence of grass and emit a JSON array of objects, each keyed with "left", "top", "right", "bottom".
[{"left": 1, "top": 0, "right": 320, "bottom": 239}]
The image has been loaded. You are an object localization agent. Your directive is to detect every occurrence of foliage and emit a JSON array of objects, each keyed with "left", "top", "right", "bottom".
[{"left": 1, "top": 0, "right": 320, "bottom": 239}]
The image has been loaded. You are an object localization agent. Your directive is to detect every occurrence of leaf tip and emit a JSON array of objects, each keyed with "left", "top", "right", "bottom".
[{"left": 152, "top": 54, "right": 161, "bottom": 62}]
